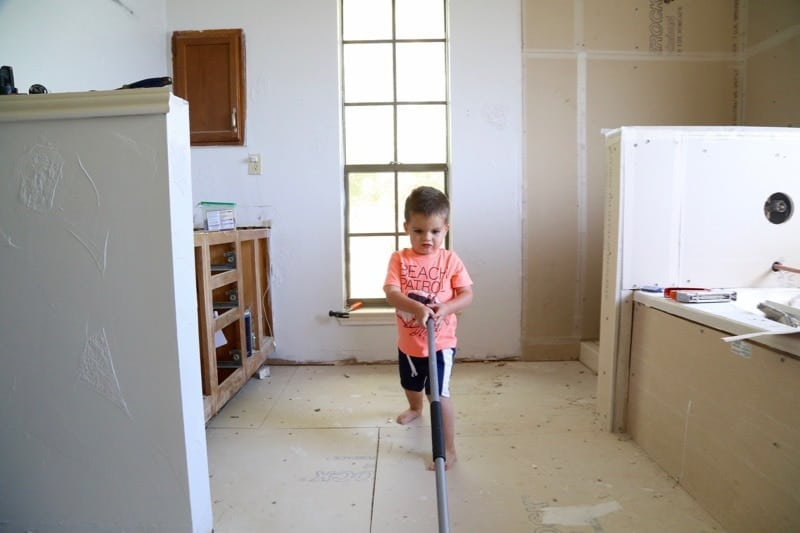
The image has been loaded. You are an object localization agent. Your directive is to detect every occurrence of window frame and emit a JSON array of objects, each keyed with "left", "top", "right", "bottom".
[{"left": 341, "top": 0, "right": 450, "bottom": 308}]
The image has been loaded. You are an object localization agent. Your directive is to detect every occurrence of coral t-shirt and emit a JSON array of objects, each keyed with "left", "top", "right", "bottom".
[{"left": 384, "top": 248, "right": 473, "bottom": 357}]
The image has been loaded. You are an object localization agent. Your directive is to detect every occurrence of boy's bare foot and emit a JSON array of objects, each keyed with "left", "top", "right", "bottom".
[
  {"left": 396, "top": 409, "right": 421, "bottom": 424},
  {"left": 427, "top": 450, "right": 457, "bottom": 471}
]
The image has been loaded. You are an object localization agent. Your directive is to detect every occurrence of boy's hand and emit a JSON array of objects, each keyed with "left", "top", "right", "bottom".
[
  {"left": 406, "top": 292, "right": 435, "bottom": 326},
  {"left": 427, "top": 302, "right": 445, "bottom": 327},
  {"left": 384, "top": 285, "right": 434, "bottom": 326},
  {"left": 415, "top": 303, "right": 434, "bottom": 327}
]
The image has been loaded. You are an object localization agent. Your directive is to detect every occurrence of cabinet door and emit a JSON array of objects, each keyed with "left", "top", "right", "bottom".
[{"left": 172, "top": 29, "right": 246, "bottom": 146}]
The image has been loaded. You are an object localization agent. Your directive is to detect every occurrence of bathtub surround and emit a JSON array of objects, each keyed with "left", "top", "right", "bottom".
[
  {"left": 628, "top": 298, "right": 799, "bottom": 533},
  {"left": 636, "top": 289, "right": 800, "bottom": 357},
  {"left": 599, "top": 125, "right": 800, "bottom": 433},
  {"left": 599, "top": 126, "right": 800, "bottom": 533}
]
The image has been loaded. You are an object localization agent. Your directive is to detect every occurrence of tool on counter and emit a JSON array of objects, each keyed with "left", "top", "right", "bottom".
[
  {"left": 638, "top": 285, "right": 664, "bottom": 293},
  {"left": 328, "top": 301, "right": 363, "bottom": 318},
  {"left": 0, "top": 65, "right": 18, "bottom": 95},
  {"left": 757, "top": 301, "right": 800, "bottom": 328},
  {"left": 664, "top": 287, "right": 737, "bottom": 303},
  {"left": 118, "top": 76, "right": 173, "bottom": 89},
  {"left": 663, "top": 287, "right": 707, "bottom": 299}
]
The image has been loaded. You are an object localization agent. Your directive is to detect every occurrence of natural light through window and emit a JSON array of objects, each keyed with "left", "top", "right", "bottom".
[{"left": 341, "top": 0, "right": 449, "bottom": 305}]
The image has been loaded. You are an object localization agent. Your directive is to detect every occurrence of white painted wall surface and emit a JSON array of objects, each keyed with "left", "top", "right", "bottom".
[
  {"left": 609, "top": 126, "right": 800, "bottom": 289},
  {"left": 2, "top": 1, "right": 522, "bottom": 363},
  {"left": 166, "top": 0, "right": 523, "bottom": 361},
  {"left": 0, "top": 0, "right": 169, "bottom": 93},
  {"left": 0, "top": 90, "right": 212, "bottom": 532}
]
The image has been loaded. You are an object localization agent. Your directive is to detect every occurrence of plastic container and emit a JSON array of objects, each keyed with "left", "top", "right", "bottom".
[{"left": 195, "top": 201, "right": 236, "bottom": 231}]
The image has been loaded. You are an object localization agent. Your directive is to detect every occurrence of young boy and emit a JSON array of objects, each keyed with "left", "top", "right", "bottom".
[{"left": 383, "top": 186, "right": 473, "bottom": 470}]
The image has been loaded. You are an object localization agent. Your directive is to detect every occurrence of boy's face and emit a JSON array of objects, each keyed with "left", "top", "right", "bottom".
[{"left": 404, "top": 213, "right": 448, "bottom": 255}]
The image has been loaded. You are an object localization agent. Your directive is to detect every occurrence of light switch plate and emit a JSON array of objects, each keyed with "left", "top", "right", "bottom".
[{"left": 248, "top": 153, "right": 262, "bottom": 175}]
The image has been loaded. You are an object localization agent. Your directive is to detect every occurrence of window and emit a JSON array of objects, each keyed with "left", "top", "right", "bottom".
[{"left": 341, "top": 0, "right": 449, "bottom": 306}]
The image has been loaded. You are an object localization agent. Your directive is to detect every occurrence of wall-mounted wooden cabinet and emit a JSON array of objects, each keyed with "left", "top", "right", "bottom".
[{"left": 172, "top": 28, "right": 246, "bottom": 146}]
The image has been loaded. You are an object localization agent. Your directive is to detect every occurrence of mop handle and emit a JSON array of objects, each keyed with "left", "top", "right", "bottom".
[
  {"left": 427, "top": 318, "right": 445, "bottom": 462},
  {"left": 427, "top": 317, "right": 450, "bottom": 533}
]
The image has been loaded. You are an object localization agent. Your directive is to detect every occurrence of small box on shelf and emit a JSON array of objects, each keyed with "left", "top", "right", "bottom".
[{"left": 195, "top": 201, "right": 236, "bottom": 231}]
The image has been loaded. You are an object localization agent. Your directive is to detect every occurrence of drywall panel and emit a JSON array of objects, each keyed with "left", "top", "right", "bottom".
[
  {"left": 581, "top": 170, "right": 604, "bottom": 342},
  {"left": 745, "top": 36, "right": 800, "bottom": 127},
  {"left": 524, "top": 1, "right": 740, "bottom": 362},
  {"left": 602, "top": 126, "right": 800, "bottom": 289},
  {"left": 583, "top": 0, "right": 736, "bottom": 54},
  {"left": 524, "top": 57, "right": 579, "bottom": 359},
  {"left": 587, "top": 60, "right": 737, "bottom": 128},
  {"left": 746, "top": 0, "right": 800, "bottom": 45},
  {"left": 522, "top": 0, "right": 574, "bottom": 49},
  {"left": 628, "top": 303, "right": 800, "bottom": 533},
  {"left": 678, "top": 130, "right": 800, "bottom": 286}
]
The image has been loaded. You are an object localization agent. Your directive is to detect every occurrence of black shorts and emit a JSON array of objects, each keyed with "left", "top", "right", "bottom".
[{"left": 398, "top": 348, "right": 455, "bottom": 397}]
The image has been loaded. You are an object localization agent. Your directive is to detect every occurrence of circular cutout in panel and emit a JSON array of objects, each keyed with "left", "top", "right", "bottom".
[{"left": 764, "top": 192, "right": 793, "bottom": 224}]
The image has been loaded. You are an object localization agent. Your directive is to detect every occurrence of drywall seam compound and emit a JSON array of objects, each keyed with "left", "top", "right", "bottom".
[
  {"left": 17, "top": 141, "right": 64, "bottom": 213},
  {"left": 76, "top": 154, "right": 101, "bottom": 207},
  {"left": 575, "top": 0, "right": 588, "bottom": 338},
  {"left": 0, "top": 228, "right": 20, "bottom": 248},
  {"left": 67, "top": 229, "right": 109, "bottom": 276},
  {"left": 679, "top": 399, "right": 693, "bottom": 480},
  {"left": 542, "top": 501, "right": 622, "bottom": 526},
  {"left": 79, "top": 325, "right": 130, "bottom": 417}
]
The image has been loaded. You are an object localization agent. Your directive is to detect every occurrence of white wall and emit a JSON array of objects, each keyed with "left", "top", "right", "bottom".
[
  {"left": 0, "top": 1, "right": 522, "bottom": 362},
  {"left": 0, "top": 0, "right": 169, "bottom": 93},
  {"left": 166, "top": 0, "right": 523, "bottom": 362}
]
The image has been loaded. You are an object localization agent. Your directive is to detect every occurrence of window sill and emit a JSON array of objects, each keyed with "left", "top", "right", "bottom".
[{"left": 335, "top": 308, "right": 395, "bottom": 326}]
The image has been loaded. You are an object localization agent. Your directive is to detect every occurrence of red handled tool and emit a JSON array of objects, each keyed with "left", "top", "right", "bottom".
[{"left": 328, "top": 301, "right": 363, "bottom": 318}]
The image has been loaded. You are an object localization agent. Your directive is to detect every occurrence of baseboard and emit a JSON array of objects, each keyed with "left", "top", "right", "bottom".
[{"left": 579, "top": 339, "right": 600, "bottom": 375}]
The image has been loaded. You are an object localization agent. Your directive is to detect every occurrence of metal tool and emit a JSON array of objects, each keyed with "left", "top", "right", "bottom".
[
  {"left": 757, "top": 301, "right": 800, "bottom": 328},
  {"left": 328, "top": 301, "right": 362, "bottom": 318},
  {"left": 427, "top": 317, "right": 450, "bottom": 533}
]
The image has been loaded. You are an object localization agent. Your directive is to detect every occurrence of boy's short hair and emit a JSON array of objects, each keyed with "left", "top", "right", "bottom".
[{"left": 404, "top": 186, "right": 450, "bottom": 222}]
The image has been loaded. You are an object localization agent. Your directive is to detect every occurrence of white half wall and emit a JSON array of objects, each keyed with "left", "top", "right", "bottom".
[{"left": 0, "top": 90, "right": 212, "bottom": 532}]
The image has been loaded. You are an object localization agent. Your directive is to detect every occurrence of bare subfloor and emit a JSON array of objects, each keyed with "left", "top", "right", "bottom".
[{"left": 206, "top": 361, "right": 723, "bottom": 532}]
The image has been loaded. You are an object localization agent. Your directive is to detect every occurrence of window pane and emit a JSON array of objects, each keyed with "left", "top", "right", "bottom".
[
  {"left": 348, "top": 172, "right": 396, "bottom": 233},
  {"left": 396, "top": 42, "right": 446, "bottom": 102},
  {"left": 395, "top": 0, "right": 445, "bottom": 39},
  {"left": 344, "top": 43, "right": 394, "bottom": 103},
  {"left": 349, "top": 236, "right": 396, "bottom": 298},
  {"left": 345, "top": 105, "right": 395, "bottom": 164},
  {"left": 397, "top": 104, "right": 446, "bottom": 163},
  {"left": 396, "top": 172, "right": 446, "bottom": 229},
  {"left": 343, "top": 0, "right": 392, "bottom": 40}
]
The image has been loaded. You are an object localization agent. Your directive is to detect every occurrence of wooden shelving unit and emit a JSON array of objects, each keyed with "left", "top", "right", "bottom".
[{"left": 194, "top": 228, "right": 274, "bottom": 422}]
